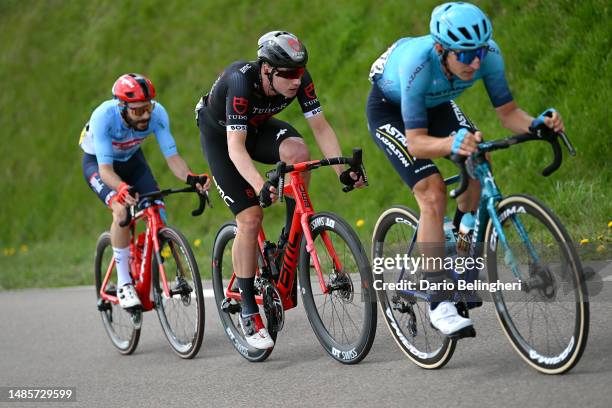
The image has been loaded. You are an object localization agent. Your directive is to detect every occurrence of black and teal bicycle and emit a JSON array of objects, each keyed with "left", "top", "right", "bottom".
[{"left": 372, "top": 124, "right": 589, "bottom": 374}]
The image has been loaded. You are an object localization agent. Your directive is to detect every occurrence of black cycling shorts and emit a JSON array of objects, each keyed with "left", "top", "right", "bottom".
[
  {"left": 366, "top": 83, "right": 478, "bottom": 189},
  {"left": 82, "top": 149, "right": 160, "bottom": 206},
  {"left": 197, "top": 106, "right": 303, "bottom": 215}
]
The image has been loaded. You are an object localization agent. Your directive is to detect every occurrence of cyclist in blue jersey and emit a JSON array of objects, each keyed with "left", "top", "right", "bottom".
[
  {"left": 366, "top": 2, "right": 565, "bottom": 336},
  {"left": 80, "top": 73, "right": 210, "bottom": 309}
]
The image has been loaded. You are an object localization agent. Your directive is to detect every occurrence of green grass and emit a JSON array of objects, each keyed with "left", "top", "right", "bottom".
[{"left": 1, "top": 0, "right": 610, "bottom": 289}]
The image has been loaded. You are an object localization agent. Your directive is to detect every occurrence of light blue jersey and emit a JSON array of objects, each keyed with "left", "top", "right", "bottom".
[
  {"left": 79, "top": 100, "right": 178, "bottom": 164},
  {"left": 369, "top": 35, "right": 513, "bottom": 129}
]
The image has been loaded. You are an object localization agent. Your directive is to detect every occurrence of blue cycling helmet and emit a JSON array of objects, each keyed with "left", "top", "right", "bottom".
[{"left": 430, "top": 2, "right": 492, "bottom": 50}]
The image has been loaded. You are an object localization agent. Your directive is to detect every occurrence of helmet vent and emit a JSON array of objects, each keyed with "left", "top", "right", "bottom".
[
  {"left": 473, "top": 24, "right": 481, "bottom": 39},
  {"left": 458, "top": 27, "right": 472, "bottom": 39},
  {"left": 447, "top": 31, "right": 459, "bottom": 42},
  {"left": 482, "top": 20, "right": 488, "bottom": 34}
]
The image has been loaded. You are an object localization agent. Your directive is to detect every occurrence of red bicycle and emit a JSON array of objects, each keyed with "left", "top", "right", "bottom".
[
  {"left": 95, "top": 185, "right": 209, "bottom": 358},
  {"left": 212, "top": 149, "right": 377, "bottom": 363}
]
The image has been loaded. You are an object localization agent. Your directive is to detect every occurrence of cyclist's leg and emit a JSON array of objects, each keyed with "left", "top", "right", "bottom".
[
  {"left": 122, "top": 149, "right": 167, "bottom": 222},
  {"left": 82, "top": 153, "right": 138, "bottom": 306},
  {"left": 199, "top": 117, "right": 273, "bottom": 349},
  {"left": 366, "top": 87, "right": 470, "bottom": 334},
  {"left": 248, "top": 118, "right": 307, "bottom": 242}
]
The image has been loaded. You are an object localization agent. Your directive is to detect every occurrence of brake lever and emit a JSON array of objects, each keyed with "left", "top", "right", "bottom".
[{"left": 559, "top": 131, "right": 576, "bottom": 156}]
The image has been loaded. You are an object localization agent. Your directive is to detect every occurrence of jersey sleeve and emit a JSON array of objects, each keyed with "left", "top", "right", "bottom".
[
  {"left": 151, "top": 103, "right": 178, "bottom": 158},
  {"left": 90, "top": 105, "right": 115, "bottom": 165},
  {"left": 481, "top": 40, "right": 514, "bottom": 107},
  {"left": 399, "top": 55, "right": 431, "bottom": 130},
  {"left": 297, "top": 70, "right": 322, "bottom": 118},
  {"left": 225, "top": 72, "right": 251, "bottom": 132}
]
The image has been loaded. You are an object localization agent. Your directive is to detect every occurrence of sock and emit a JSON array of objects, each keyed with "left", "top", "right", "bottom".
[
  {"left": 237, "top": 276, "right": 258, "bottom": 316},
  {"left": 426, "top": 270, "right": 449, "bottom": 311},
  {"left": 113, "top": 246, "right": 132, "bottom": 287},
  {"left": 453, "top": 208, "right": 466, "bottom": 232}
]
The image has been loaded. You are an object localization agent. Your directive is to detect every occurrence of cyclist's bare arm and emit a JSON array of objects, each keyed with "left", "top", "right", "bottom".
[
  {"left": 495, "top": 101, "right": 533, "bottom": 133},
  {"left": 495, "top": 100, "right": 565, "bottom": 134},
  {"left": 98, "top": 164, "right": 137, "bottom": 207},
  {"left": 227, "top": 130, "right": 271, "bottom": 196},
  {"left": 165, "top": 154, "right": 211, "bottom": 191},
  {"left": 405, "top": 128, "right": 481, "bottom": 158},
  {"left": 307, "top": 112, "right": 345, "bottom": 176}
]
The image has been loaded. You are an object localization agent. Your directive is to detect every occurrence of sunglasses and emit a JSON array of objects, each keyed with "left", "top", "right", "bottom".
[
  {"left": 274, "top": 67, "right": 305, "bottom": 79},
  {"left": 127, "top": 102, "right": 155, "bottom": 116},
  {"left": 452, "top": 46, "right": 488, "bottom": 65}
]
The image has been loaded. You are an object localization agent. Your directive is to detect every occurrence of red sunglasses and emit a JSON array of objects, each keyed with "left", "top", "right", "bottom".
[
  {"left": 127, "top": 102, "right": 155, "bottom": 116},
  {"left": 274, "top": 67, "right": 305, "bottom": 79}
]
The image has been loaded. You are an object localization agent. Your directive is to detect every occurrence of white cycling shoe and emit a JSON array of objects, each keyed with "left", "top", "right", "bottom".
[
  {"left": 118, "top": 284, "right": 142, "bottom": 309},
  {"left": 429, "top": 301, "right": 473, "bottom": 336},
  {"left": 239, "top": 313, "right": 274, "bottom": 350}
]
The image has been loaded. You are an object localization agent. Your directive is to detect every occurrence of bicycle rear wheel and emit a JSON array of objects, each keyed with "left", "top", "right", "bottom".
[
  {"left": 485, "top": 194, "right": 589, "bottom": 374},
  {"left": 299, "top": 212, "right": 377, "bottom": 364},
  {"left": 94, "top": 231, "right": 140, "bottom": 355},
  {"left": 211, "top": 222, "right": 277, "bottom": 362},
  {"left": 372, "top": 206, "right": 456, "bottom": 369},
  {"left": 152, "top": 226, "right": 205, "bottom": 359}
]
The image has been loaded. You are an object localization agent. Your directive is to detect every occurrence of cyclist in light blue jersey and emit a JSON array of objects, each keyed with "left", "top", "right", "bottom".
[
  {"left": 80, "top": 73, "right": 210, "bottom": 309},
  {"left": 366, "top": 2, "right": 565, "bottom": 336}
]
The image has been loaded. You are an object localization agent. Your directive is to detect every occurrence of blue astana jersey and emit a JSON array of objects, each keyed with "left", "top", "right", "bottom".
[
  {"left": 369, "top": 35, "right": 514, "bottom": 130},
  {"left": 79, "top": 100, "right": 178, "bottom": 165}
]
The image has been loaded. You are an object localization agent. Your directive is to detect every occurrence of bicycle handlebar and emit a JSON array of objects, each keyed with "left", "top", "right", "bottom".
[
  {"left": 449, "top": 127, "right": 575, "bottom": 199},
  {"left": 118, "top": 185, "right": 211, "bottom": 227},
  {"left": 265, "top": 148, "right": 368, "bottom": 203}
]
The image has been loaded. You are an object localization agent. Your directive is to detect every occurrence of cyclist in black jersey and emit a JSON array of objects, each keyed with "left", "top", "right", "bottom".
[{"left": 196, "top": 31, "right": 365, "bottom": 349}]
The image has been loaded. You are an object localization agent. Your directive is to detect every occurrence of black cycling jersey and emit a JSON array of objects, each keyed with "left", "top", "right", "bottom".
[
  {"left": 196, "top": 60, "right": 322, "bottom": 132},
  {"left": 196, "top": 60, "right": 323, "bottom": 215}
]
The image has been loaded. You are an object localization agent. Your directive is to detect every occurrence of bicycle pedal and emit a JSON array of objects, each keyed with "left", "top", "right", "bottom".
[
  {"left": 220, "top": 297, "right": 241, "bottom": 314},
  {"left": 97, "top": 298, "right": 111, "bottom": 312},
  {"left": 447, "top": 325, "right": 476, "bottom": 340}
]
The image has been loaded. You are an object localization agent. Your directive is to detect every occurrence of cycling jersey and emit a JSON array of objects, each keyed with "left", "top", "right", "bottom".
[
  {"left": 79, "top": 100, "right": 178, "bottom": 164},
  {"left": 369, "top": 35, "right": 513, "bottom": 130},
  {"left": 195, "top": 60, "right": 322, "bottom": 133}
]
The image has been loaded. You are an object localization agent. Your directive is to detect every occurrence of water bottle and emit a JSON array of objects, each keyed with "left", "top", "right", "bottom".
[
  {"left": 456, "top": 213, "right": 475, "bottom": 256},
  {"left": 443, "top": 216, "right": 456, "bottom": 257}
]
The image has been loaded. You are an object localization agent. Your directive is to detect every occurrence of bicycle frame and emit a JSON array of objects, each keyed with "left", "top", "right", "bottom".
[
  {"left": 394, "top": 157, "right": 536, "bottom": 301},
  {"left": 224, "top": 161, "right": 344, "bottom": 310},
  {"left": 98, "top": 204, "right": 174, "bottom": 311}
]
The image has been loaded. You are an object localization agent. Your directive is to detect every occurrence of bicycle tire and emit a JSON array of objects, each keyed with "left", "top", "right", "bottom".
[
  {"left": 299, "top": 212, "right": 377, "bottom": 364},
  {"left": 94, "top": 231, "right": 140, "bottom": 355},
  {"left": 372, "top": 206, "right": 456, "bottom": 369},
  {"left": 152, "top": 226, "right": 205, "bottom": 359},
  {"left": 484, "top": 194, "right": 589, "bottom": 374},
  {"left": 211, "top": 221, "right": 277, "bottom": 362}
]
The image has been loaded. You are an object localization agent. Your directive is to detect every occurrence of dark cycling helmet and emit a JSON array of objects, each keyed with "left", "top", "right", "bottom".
[
  {"left": 257, "top": 31, "right": 308, "bottom": 68},
  {"left": 430, "top": 2, "right": 492, "bottom": 50},
  {"left": 112, "top": 73, "right": 156, "bottom": 103}
]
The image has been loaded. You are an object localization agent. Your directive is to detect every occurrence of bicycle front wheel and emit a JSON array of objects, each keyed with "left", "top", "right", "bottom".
[
  {"left": 211, "top": 221, "right": 277, "bottom": 362},
  {"left": 299, "top": 212, "right": 377, "bottom": 364},
  {"left": 94, "top": 231, "right": 140, "bottom": 355},
  {"left": 484, "top": 194, "right": 589, "bottom": 374},
  {"left": 372, "top": 206, "right": 456, "bottom": 369},
  {"left": 152, "top": 226, "right": 205, "bottom": 359}
]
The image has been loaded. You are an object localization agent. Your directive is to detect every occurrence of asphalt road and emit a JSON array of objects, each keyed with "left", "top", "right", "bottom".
[{"left": 1, "top": 272, "right": 611, "bottom": 408}]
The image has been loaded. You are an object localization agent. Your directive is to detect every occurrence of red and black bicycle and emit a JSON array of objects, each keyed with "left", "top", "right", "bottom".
[
  {"left": 95, "top": 185, "right": 209, "bottom": 358},
  {"left": 212, "top": 149, "right": 377, "bottom": 363}
]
